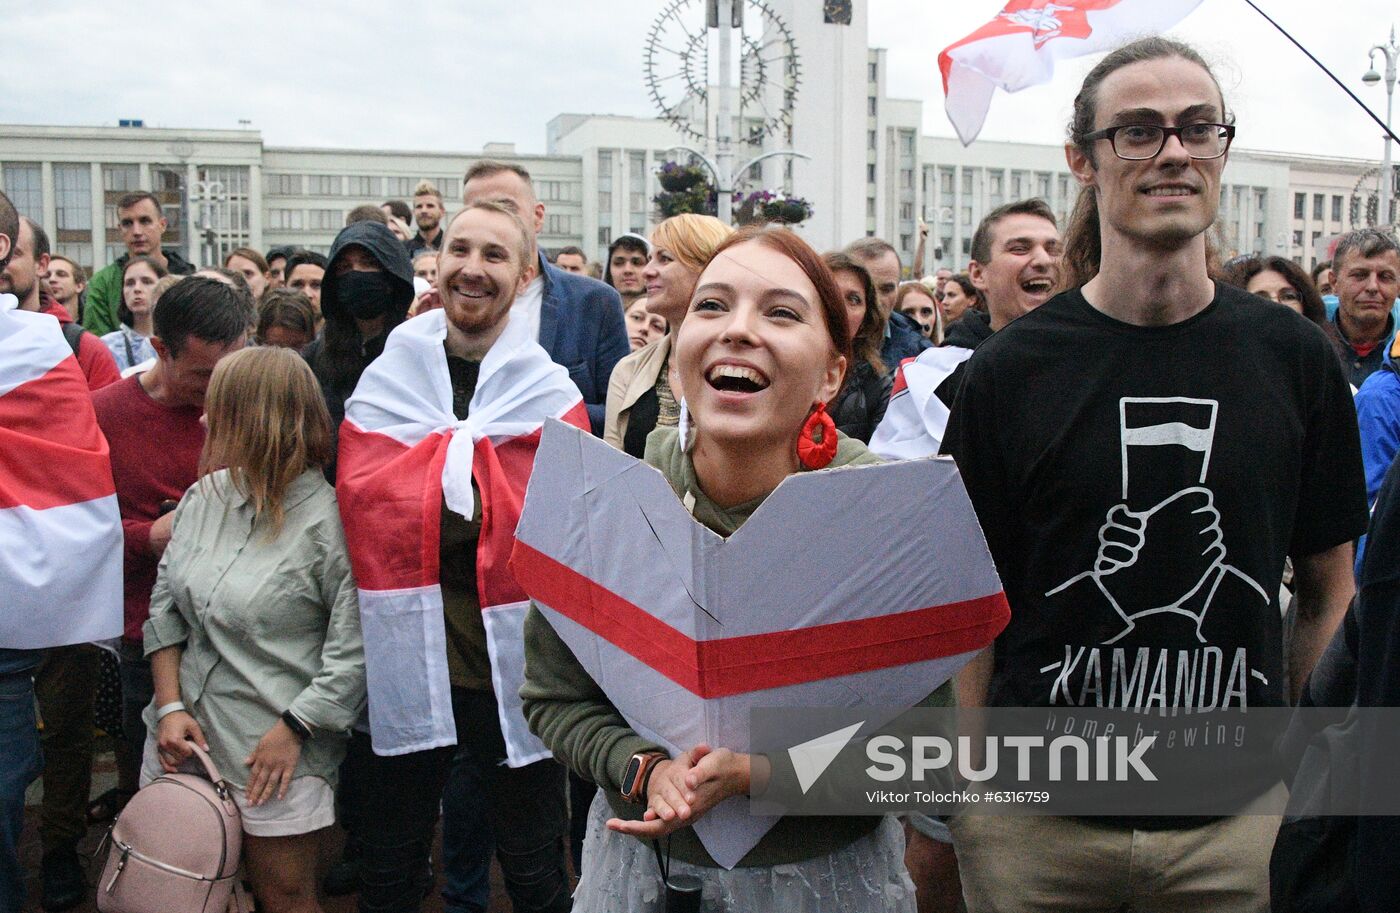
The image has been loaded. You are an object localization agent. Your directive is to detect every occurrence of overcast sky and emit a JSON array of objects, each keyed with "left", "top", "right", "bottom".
[{"left": 3, "top": 0, "right": 1396, "bottom": 163}]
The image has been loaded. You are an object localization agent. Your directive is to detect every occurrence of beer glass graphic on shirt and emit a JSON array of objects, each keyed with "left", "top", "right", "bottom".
[
  {"left": 1119, "top": 398, "right": 1217, "bottom": 510},
  {"left": 1047, "top": 396, "right": 1267, "bottom": 647}
]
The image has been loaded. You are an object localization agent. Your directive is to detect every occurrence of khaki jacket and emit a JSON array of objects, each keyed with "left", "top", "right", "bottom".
[
  {"left": 602, "top": 334, "right": 672, "bottom": 451},
  {"left": 144, "top": 469, "right": 365, "bottom": 789}
]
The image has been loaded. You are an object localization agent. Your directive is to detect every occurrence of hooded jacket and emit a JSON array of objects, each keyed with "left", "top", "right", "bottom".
[{"left": 304, "top": 221, "right": 415, "bottom": 479}]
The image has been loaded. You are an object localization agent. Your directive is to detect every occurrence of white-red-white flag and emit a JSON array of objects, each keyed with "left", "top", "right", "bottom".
[
  {"left": 511, "top": 420, "right": 1009, "bottom": 867},
  {"left": 939, "top": 0, "right": 1205, "bottom": 145},
  {"left": 337, "top": 309, "right": 589, "bottom": 763},
  {"left": 869, "top": 347, "right": 975, "bottom": 461},
  {"left": 0, "top": 305, "right": 123, "bottom": 649}
]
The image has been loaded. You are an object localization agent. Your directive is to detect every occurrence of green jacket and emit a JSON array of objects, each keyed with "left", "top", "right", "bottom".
[
  {"left": 83, "top": 248, "right": 195, "bottom": 336},
  {"left": 520, "top": 425, "right": 954, "bottom": 867}
]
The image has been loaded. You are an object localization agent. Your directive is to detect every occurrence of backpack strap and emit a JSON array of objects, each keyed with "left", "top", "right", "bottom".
[{"left": 60, "top": 320, "right": 85, "bottom": 357}]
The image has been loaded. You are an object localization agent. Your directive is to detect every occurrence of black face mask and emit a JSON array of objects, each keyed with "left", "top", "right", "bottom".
[{"left": 335, "top": 270, "right": 393, "bottom": 320}]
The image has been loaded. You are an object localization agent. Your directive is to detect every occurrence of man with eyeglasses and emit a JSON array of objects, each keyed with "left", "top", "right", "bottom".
[{"left": 942, "top": 38, "right": 1365, "bottom": 913}]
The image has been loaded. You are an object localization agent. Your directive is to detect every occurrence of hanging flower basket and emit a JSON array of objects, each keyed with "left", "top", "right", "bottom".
[
  {"left": 654, "top": 185, "right": 717, "bottom": 218},
  {"left": 658, "top": 161, "right": 708, "bottom": 192},
  {"left": 735, "top": 190, "right": 813, "bottom": 225},
  {"left": 768, "top": 198, "right": 812, "bottom": 224}
]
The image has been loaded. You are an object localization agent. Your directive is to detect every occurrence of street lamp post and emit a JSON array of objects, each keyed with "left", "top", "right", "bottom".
[
  {"left": 675, "top": 0, "right": 807, "bottom": 226},
  {"left": 191, "top": 179, "right": 227, "bottom": 267},
  {"left": 1364, "top": 27, "right": 1399, "bottom": 227}
]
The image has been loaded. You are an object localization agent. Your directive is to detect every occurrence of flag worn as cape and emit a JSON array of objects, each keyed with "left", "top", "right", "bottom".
[
  {"left": 0, "top": 305, "right": 123, "bottom": 649},
  {"left": 338, "top": 308, "right": 589, "bottom": 762},
  {"left": 869, "top": 346, "right": 975, "bottom": 460},
  {"left": 939, "top": 0, "right": 1205, "bottom": 145}
]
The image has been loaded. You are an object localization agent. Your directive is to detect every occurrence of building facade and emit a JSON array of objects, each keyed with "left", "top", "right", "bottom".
[
  {"left": 2, "top": 3, "right": 1386, "bottom": 286},
  {"left": 0, "top": 126, "right": 585, "bottom": 274}
]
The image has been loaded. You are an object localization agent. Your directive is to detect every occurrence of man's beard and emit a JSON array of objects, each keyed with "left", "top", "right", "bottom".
[
  {"left": 419, "top": 215, "right": 440, "bottom": 233},
  {"left": 0, "top": 276, "right": 32, "bottom": 303}
]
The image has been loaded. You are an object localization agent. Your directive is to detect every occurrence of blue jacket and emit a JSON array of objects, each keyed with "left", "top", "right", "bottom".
[
  {"left": 534, "top": 254, "right": 629, "bottom": 435},
  {"left": 1355, "top": 333, "right": 1400, "bottom": 508},
  {"left": 1351, "top": 333, "right": 1400, "bottom": 573},
  {"left": 881, "top": 310, "right": 933, "bottom": 366}
]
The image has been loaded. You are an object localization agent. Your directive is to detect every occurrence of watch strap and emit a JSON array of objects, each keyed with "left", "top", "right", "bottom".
[
  {"left": 621, "top": 751, "right": 667, "bottom": 804},
  {"left": 281, "top": 709, "right": 313, "bottom": 741}
]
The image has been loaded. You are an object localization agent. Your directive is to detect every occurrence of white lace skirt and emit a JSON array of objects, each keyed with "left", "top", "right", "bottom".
[{"left": 572, "top": 792, "right": 917, "bottom": 912}]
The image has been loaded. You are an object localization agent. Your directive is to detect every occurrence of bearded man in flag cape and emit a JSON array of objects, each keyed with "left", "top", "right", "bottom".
[
  {"left": 0, "top": 189, "right": 123, "bottom": 912},
  {"left": 336, "top": 200, "right": 587, "bottom": 912}
]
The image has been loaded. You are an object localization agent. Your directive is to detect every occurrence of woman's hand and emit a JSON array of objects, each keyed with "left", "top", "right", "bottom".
[
  {"left": 243, "top": 719, "right": 303, "bottom": 806},
  {"left": 156, "top": 711, "right": 207, "bottom": 773},
  {"left": 605, "top": 745, "right": 752, "bottom": 839}
]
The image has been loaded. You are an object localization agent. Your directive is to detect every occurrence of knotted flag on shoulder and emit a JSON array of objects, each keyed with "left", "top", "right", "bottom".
[
  {"left": 338, "top": 308, "right": 589, "bottom": 762},
  {"left": 869, "top": 346, "right": 975, "bottom": 460},
  {"left": 0, "top": 305, "right": 122, "bottom": 649}
]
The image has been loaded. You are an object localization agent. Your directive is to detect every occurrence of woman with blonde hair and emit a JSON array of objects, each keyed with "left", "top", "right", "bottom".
[
  {"left": 143, "top": 346, "right": 366, "bottom": 913},
  {"left": 894, "top": 281, "right": 943, "bottom": 344},
  {"left": 604, "top": 213, "right": 733, "bottom": 457}
]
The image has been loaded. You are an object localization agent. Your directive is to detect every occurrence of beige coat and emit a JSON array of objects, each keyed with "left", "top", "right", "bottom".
[{"left": 603, "top": 334, "right": 672, "bottom": 451}]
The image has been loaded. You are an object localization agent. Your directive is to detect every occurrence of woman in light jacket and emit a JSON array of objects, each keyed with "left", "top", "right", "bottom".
[
  {"left": 145, "top": 346, "right": 366, "bottom": 913},
  {"left": 603, "top": 214, "right": 732, "bottom": 457}
]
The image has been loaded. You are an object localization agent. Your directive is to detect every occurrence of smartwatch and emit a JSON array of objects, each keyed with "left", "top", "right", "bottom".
[
  {"left": 621, "top": 751, "right": 668, "bottom": 804},
  {"left": 280, "top": 709, "right": 313, "bottom": 742}
]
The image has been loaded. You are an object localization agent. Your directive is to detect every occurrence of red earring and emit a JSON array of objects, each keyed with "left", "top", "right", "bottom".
[{"left": 796, "top": 402, "right": 839, "bottom": 470}]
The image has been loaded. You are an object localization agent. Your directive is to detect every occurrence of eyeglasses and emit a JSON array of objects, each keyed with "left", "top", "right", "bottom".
[
  {"left": 1256, "top": 288, "right": 1302, "bottom": 306},
  {"left": 1083, "top": 123, "right": 1235, "bottom": 161}
]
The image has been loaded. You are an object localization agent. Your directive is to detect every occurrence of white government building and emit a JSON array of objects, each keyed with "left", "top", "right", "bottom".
[{"left": 1, "top": 0, "right": 1387, "bottom": 279}]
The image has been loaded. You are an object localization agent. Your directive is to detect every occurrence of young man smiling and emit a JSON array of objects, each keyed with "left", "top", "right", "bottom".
[
  {"left": 942, "top": 38, "right": 1366, "bottom": 912},
  {"left": 462, "top": 160, "right": 627, "bottom": 435},
  {"left": 337, "top": 201, "right": 577, "bottom": 913}
]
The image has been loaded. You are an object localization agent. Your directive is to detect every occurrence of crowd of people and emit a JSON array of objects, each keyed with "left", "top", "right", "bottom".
[{"left": 6, "top": 33, "right": 1400, "bottom": 913}]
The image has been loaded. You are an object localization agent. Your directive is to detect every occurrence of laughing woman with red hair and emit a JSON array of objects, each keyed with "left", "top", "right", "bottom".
[{"left": 522, "top": 226, "right": 944, "bottom": 911}]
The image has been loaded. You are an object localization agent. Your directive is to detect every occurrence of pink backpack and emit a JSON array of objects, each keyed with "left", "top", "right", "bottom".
[{"left": 97, "top": 742, "right": 246, "bottom": 913}]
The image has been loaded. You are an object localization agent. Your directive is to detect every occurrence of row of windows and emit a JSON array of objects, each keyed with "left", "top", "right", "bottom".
[
  {"left": 265, "top": 172, "right": 586, "bottom": 204},
  {"left": 1293, "top": 191, "right": 1346, "bottom": 223},
  {"left": 262, "top": 206, "right": 583, "bottom": 238},
  {"left": 266, "top": 174, "right": 459, "bottom": 199},
  {"left": 4, "top": 162, "right": 195, "bottom": 243}
]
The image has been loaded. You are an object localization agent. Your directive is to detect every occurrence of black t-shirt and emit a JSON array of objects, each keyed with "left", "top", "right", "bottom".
[{"left": 943, "top": 283, "right": 1367, "bottom": 714}]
